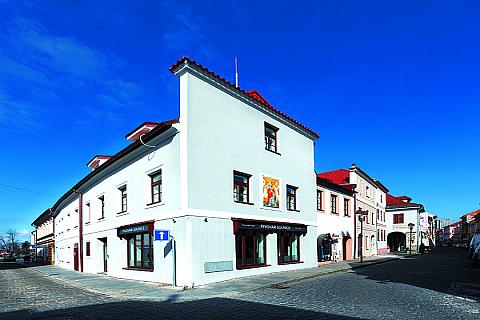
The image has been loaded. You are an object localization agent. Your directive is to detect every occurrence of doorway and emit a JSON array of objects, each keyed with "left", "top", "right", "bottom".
[
  {"left": 387, "top": 232, "right": 406, "bottom": 252},
  {"left": 73, "top": 243, "right": 79, "bottom": 271},
  {"left": 99, "top": 238, "right": 108, "bottom": 272},
  {"left": 343, "top": 236, "right": 353, "bottom": 260}
]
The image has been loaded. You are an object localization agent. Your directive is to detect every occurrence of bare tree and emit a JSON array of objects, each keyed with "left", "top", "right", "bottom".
[
  {"left": 5, "top": 229, "right": 19, "bottom": 253},
  {"left": 0, "top": 234, "right": 6, "bottom": 250}
]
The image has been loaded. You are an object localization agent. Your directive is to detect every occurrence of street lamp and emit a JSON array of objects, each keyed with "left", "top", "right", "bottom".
[
  {"left": 408, "top": 223, "right": 415, "bottom": 254},
  {"left": 356, "top": 209, "right": 368, "bottom": 263}
]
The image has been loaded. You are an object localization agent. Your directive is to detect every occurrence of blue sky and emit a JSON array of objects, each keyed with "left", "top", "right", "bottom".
[{"left": 1, "top": 1, "right": 479, "bottom": 239}]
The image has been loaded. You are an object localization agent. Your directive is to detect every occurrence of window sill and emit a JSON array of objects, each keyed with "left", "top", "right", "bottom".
[
  {"left": 287, "top": 209, "right": 300, "bottom": 212},
  {"left": 234, "top": 201, "right": 254, "bottom": 206},
  {"left": 317, "top": 209, "right": 324, "bottom": 213},
  {"left": 117, "top": 211, "right": 129, "bottom": 216},
  {"left": 146, "top": 202, "right": 165, "bottom": 209},
  {"left": 85, "top": 222, "right": 91, "bottom": 226},
  {"left": 265, "top": 148, "right": 281, "bottom": 156},
  {"left": 331, "top": 212, "right": 339, "bottom": 215},
  {"left": 278, "top": 260, "right": 303, "bottom": 265},
  {"left": 98, "top": 217, "right": 105, "bottom": 222},
  {"left": 236, "top": 264, "right": 269, "bottom": 270},
  {"left": 122, "top": 267, "right": 154, "bottom": 272}
]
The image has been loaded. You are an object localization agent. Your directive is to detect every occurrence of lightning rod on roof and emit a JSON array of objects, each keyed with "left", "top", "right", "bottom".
[{"left": 235, "top": 57, "right": 239, "bottom": 88}]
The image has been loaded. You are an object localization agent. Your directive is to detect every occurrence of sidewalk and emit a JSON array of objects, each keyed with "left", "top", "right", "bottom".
[{"left": 27, "top": 252, "right": 411, "bottom": 301}]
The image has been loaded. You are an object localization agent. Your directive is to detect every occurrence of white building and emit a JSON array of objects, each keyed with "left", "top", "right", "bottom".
[
  {"left": 316, "top": 177, "right": 355, "bottom": 262},
  {"left": 386, "top": 195, "right": 424, "bottom": 252},
  {"left": 31, "top": 208, "right": 54, "bottom": 264},
  {"left": 51, "top": 57, "right": 319, "bottom": 287},
  {"left": 317, "top": 164, "right": 388, "bottom": 258}
]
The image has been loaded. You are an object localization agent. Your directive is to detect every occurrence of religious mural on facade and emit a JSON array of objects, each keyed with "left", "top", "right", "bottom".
[{"left": 262, "top": 175, "right": 280, "bottom": 208}]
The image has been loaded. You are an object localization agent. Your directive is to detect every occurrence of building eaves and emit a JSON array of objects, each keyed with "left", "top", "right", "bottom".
[{"left": 51, "top": 119, "right": 178, "bottom": 214}]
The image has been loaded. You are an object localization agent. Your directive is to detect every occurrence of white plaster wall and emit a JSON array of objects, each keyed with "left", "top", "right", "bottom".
[
  {"left": 182, "top": 73, "right": 317, "bottom": 226},
  {"left": 316, "top": 185, "right": 354, "bottom": 260},
  {"left": 386, "top": 207, "right": 421, "bottom": 250},
  {"left": 54, "top": 129, "right": 182, "bottom": 280}
]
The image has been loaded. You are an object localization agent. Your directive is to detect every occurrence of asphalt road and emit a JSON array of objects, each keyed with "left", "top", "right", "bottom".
[{"left": 0, "top": 247, "right": 478, "bottom": 320}]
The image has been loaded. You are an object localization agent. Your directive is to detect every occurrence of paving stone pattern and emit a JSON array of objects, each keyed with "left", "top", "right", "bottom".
[{"left": 1, "top": 248, "right": 479, "bottom": 320}]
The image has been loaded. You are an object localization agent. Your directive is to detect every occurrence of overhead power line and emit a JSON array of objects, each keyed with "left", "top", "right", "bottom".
[{"left": 0, "top": 183, "right": 57, "bottom": 198}]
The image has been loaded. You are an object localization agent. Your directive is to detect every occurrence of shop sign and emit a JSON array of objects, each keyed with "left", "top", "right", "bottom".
[
  {"left": 238, "top": 221, "right": 307, "bottom": 233},
  {"left": 117, "top": 223, "right": 150, "bottom": 237}
]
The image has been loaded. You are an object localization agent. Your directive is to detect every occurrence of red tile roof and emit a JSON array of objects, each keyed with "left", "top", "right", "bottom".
[
  {"left": 169, "top": 56, "right": 319, "bottom": 139},
  {"left": 386, "top": 194, "right": 423, "bottom": 208},
  {"left": 316, "top": 169, "right": 350, "bottom": 185}
]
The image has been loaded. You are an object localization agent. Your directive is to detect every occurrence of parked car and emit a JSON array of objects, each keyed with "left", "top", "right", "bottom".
[
  {"left": 473, "top": 243, "right": 480, "bottom": 268},
  {"left": 469, "top": 233, "right": 480, "bottom": 258}
]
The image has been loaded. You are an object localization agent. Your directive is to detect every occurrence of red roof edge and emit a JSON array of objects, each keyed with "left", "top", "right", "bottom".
[{"left": 169, "top": 56, "right": 319, "bottom": 139}]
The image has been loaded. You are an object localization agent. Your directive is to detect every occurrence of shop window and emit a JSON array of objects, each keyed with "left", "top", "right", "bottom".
[
  {"left": 317, "top": 190, "right": 323, "bottom": 211},
  {"left": 393, "top": 213, "right": 404, "bottom": 224},
  {"left": 235, "top": 231, "right": 266, "bottom": 269},
  {"left": 233, "top": 171, "right": 251, "bottom": 203},
  {"left": 127, "top": 233, "right": 153, "bottom": 270},
  {"left": 264, "top": 122, "right": 278, "bottom": 153},
  {"left": 278, "top": 232, "right": 300, "bottom": 264},
  {"left": 286, "top": 185, "right": 298, "bottom": 211},
  {"left": 150, "top": 171, "right": 162, "bottom": 204}
]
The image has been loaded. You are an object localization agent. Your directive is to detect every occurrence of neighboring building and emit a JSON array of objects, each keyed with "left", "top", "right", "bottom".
[
  {"left": 317, "top": 164, "right": 388, "bottom": 258},
  {"left": 460, "top": 209, "right": 480, "bottom": 244},
  {"left": 374, "top": 180, "right": 389, "bottom": 255},
  {"left": 386, "top": 195, "right": 424, "bottom": 252},
  {"left": 49, "top": 57, "right": 319, "bottom": 287},
  {"left": 31, "top": 208, "right": 55, "bottom": 264},
  {"left": 316, "top": 177, "right": 355, "bottom": 262},
  {"left": 443, "top": 221, "right": 461, "bottom": 245}
]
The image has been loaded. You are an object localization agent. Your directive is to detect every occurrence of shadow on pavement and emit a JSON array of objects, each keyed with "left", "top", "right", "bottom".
[
  {"left": 349, "top": 247, "right": 480, "bottom": 301},
  {"left": 0, "top": 261, "right": 46, "bottom": 270},
  {"left": 1, "top": 297, "right": 365, "bottom": 320}
]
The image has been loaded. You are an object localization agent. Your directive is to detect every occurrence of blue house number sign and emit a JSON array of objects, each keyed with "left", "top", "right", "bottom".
[{"left": 154, "top": 230, "right": 170, "bottom": 241}]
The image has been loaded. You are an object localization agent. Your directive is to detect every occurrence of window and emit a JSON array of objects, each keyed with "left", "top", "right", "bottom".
[
  {"left": 119, "top": 185, "right": 127, "bottom": 213},
  {"left": 366, "top": 186, "right": 370, "bottom": 198},
  {"left": 127, "top": 233, "right": 153, "bottom": 270},
  {"left": 344, "top": 198, "right": 350, "bottom": 216},
  {"left": 99, "top": 195, "right": 105, "bottom": 219},
  {"left": 380, "top": 194, "right": 383, "bottom": 203},
  {"left": 86, "top": 241, "right": 91, "bottom": 256},
  {"left": 278, "top": 232, "right": 300, "bottom": 263},
  {"left": 150, "top": 171, "right": 162, "bottom": 204},
  {"left": 331, "top": 194, "right": 338, "bottom": 214},
  {"left": 264, "top": 123, "right": 278, "bottom": 153},
  {"left": 286, "top": 185, "right": 298, "bottom": 211},
  {"left": 233, "top": 171, "right": 251, "bottom": 203},
  {"left": 371, "top": 212, "right": 374, "bottom": 224},
  {"left": 317, "top": 190, "right": 323, "bottom": 211},
  {"left": 85, "top": 203, "right": 91, "bottom": 224},
  {"left": 393, "top": 213, "right": 404, "bottom": 224},
  {"left": 235, "top": 231, "right": 266, "bottom": 268}
]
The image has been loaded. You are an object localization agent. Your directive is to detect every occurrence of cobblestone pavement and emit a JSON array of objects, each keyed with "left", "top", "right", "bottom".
[
  {"left": 1, "top": 247, "right": 479, "bottom": 319},
  {"left": 241, "top": 247, "right": 480, "bottom": 320}
]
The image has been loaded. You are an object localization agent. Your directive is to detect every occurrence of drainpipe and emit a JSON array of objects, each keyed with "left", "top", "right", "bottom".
[
  {"left": 353, "top": 192, "right": 357, "bottom": 259},
  {"left": 74, "top": 190, "right": 83, "bottom": 272}
]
